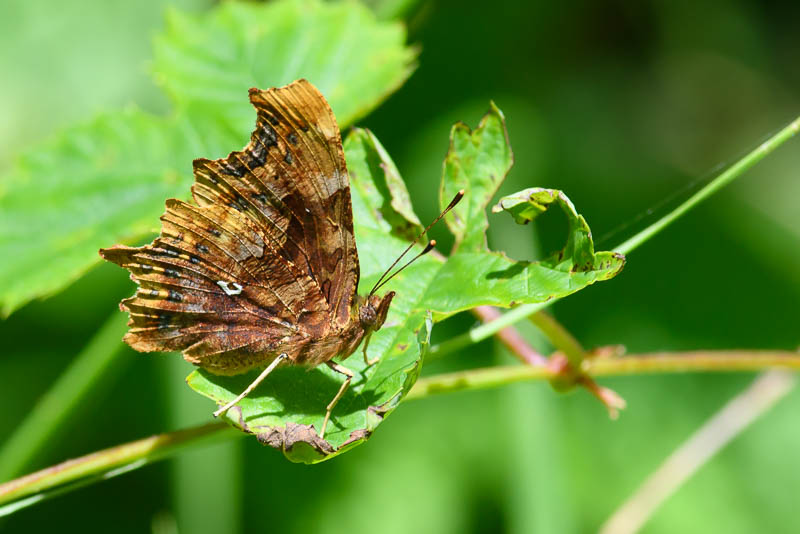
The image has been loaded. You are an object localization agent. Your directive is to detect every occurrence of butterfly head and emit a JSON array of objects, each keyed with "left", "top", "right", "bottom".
[{"left": 358, "top": 291, "right": 395, "bottom": 333}]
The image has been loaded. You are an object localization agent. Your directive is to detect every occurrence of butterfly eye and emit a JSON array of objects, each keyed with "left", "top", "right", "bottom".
[{"left": 358, "top": 302, "right": 378, "bottom": 327}]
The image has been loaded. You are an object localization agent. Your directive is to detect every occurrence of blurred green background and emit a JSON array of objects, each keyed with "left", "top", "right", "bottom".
[{"left": 1, "top": 0, "right": 799, "bottom": 532}]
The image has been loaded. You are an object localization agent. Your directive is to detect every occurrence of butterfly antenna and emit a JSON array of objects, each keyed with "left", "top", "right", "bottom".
[
  {"left": 369, "top": 189, "right": 464, "bottom": 296},
  {"left": 372, "top": 240, "right": 436, "bottom": 295}
]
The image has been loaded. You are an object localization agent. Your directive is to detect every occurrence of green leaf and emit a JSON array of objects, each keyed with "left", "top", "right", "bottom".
[
  {"left": 152, "top": 0, "right": 417, "bottom": 155},
  {"left": 344, "top": 128, "right": 422, "bottom": 240},
  {"left": 440, "top": 102, "right": 513, "bottom": 252},
  {"left": 0, "top": 0, "right": 416, "bottom": 315},
  {"left": 187, "top": 104, "right": 624, "bottom": 462},
  {"left": 0, "top": 109, "right": 194, "bottom": 316}
]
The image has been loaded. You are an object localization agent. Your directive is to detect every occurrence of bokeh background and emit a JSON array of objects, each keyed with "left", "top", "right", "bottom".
[{"left": 1, "top": 0, "right": 799, "bottom": 532}]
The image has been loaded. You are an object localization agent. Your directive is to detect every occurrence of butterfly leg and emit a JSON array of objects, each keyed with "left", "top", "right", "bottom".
[
  {"left": 320, "top": 362, "right": 354, "bottom": 439},
  {"left": 362, "top": 332, "right": 379, "bottom": 367},
  {"left": 212, "top": 353, "right": 288, "bottom": 418}
]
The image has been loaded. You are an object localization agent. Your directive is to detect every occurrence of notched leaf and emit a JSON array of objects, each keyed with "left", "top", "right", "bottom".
[
  {"left": 417, "top": 109, "right": 624, "bottom": 318},
  {"left": 440, "top": 101, "right": 513, "bottom": 253},
  {"left": 492, "top": 187, "right": 625, "bottom": 274}
]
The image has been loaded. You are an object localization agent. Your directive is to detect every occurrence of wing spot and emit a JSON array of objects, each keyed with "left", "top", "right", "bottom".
[
  {"left": 221, "top": 161, "right": 245, "bottom": 177},
  {"left": 257, "top": 122, "right": 278, "bottom": 147},
  {"left": 190, "top": 255, "right": 201, "bottom": 264},
  {"left": 247, "top": 143, "right": 267, "bottom": 166},
  {"left": 168, "top": 290, "right": 183, "bottom": 302},
  {"left": 284, "top": 151, "right": 293, "bottom": 165},
  {"left": 209, "top": 228, "right": 222, "bottom": 237},
  {"left": 164, "top": 268, "right": 180, "bottom": 278},
  {"left": 196, "top": 243, "right": 209, "bottom": 254},
  {"left": 217, "top": 281, "right": 244, "bottom": 296},
  {"left": 287, "top": 133, "right": 298, "bottom": 145}
]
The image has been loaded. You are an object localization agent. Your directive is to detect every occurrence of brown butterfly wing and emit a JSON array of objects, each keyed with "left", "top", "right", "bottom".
[
  {"left": 100, "top": 79, "right": 360, "bottom": 374},
  {"left": 193, "top": 80, "right": 359, "bottom": 328}
]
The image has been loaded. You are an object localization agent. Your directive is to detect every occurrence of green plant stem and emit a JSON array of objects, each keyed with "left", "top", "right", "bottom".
[
  {"left": 0, "top": 312, "right": 129, "bottom": 480},
  {"left": 614, "top": 117, "right": 800, "bottom": 256},
  {"left": 469, "top": 305, "right": 548, "bottom": 365},
  {"left": 0, "top": 422, "right": 233, "bottom": 516},
  {"left": 407, "top": 350, "right": 800, "bottom": 399},
  {"left": 429, "top": 115, "right": 800, "bottom": 360},
  {"left": 428, "top": 301, "right": 548, "bottom": 359},
  {"left": 528, "top": 311, "right": 586, "bottom": 368},
  {"left": 2, "top": 349, "right": 797, "bottom": 516}
]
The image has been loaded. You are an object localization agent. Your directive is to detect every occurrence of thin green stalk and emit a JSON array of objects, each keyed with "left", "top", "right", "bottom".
[
  {"left": 429, "top": 116, "right": 800, "bottom": 359},
  {"left": 407, "top": 350, "right": 800, "bottom": 399},
  {"left": 615, "top": 117, "right": 800, "bottom": 256},
  {"left": 600, "top": 370, "right": 796, "bottom": 534},
  {"left": 528, "top": 311, "right": 586, "bottom": 368},
  {"left": 428, "top": 301, "right": 547, "bottom": 359},
  {"left": 584, "top": 351, "right": 800, "bottom": 376},
  {"left": 0, "top": 422, "right": 233, "bottom": 516},
  {"left": 0, "top": 312, "right": 128, "bottom": 480}
]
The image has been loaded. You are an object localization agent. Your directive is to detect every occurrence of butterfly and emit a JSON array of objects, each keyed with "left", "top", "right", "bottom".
[{"left": 100, "top": 79, "right": 461, "bottom": 438}]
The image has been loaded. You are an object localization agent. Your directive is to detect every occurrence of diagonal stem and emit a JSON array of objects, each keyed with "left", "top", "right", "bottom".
[
  {"left": 599, "top": 370, "right": 796, "bottom": 534},
  {"left": 528, "top": 311, "right": 585, "bottom": 368},
  {"left": 471, "top": 305, "right": 547, "bottom": 366},
  {"left": 614, "top": 117, "right": 800, "bottom": 256},
  {"left": 0, "top": 422, "right": 233, "bottom": 517}
]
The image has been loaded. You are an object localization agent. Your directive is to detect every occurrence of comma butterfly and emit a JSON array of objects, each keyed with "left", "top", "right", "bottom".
[{"left": 100, "top": 79, "right": 461, "bottom": 437}]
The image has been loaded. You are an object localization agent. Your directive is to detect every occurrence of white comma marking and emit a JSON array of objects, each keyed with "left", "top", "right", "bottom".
[{"left": 217, "top": 281, "right": 244, "bottom": 296}]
